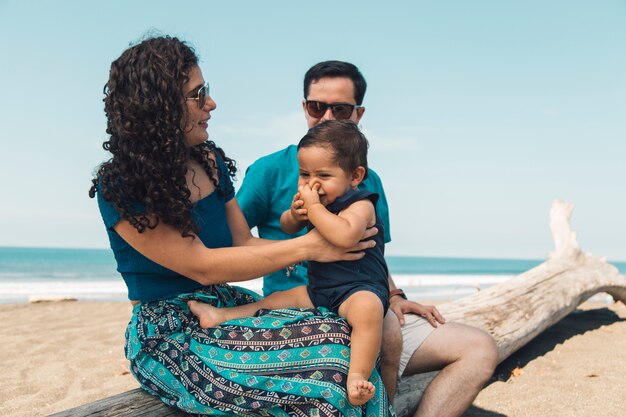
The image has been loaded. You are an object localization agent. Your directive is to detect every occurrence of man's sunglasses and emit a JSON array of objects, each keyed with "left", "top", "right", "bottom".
[
  {"left": 186, "top": 83, "right": 211, "bottom": 109},
  {"left": 305, "top": 100, "right": 361, "bottom": 120}
]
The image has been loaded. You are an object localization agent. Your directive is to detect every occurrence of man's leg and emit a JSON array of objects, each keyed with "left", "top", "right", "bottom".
[
  {"left": 379, "top": 310, "right": 402, "bottom": 399},
  {"left": 402, "top": 323, "right": 498, "bottom": 417}
]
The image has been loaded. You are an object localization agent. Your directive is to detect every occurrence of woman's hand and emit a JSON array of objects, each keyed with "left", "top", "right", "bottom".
[{"left": 303, "top": 227, "right": 378, "bottom": 263}]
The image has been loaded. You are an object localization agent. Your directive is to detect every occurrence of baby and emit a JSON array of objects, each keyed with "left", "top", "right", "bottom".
[{"left": 189, "top": 120, "right": 389, "bottom": 406}]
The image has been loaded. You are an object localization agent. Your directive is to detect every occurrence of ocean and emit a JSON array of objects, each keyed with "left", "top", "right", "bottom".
[{"left": 1, "top": 246, "right": 624, "bottom": 304}]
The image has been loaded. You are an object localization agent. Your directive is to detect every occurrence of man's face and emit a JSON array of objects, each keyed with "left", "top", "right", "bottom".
[{"left": 302, "top": 77, "right": 365, "bottom": 128}]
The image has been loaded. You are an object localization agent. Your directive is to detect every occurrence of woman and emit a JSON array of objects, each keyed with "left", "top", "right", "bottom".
[{"left": 90, "top": 35, "right": 394, "bottom": 417}]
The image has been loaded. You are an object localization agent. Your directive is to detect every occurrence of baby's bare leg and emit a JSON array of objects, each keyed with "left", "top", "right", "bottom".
[
  {"left": 189, "top": 286, "right": 313, "bottom": 328},
  {"left": 338, "top": 291, "right": 384, "bottom": 406}
]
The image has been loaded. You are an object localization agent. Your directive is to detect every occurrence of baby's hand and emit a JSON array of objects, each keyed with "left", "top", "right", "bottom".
[
  {"left": 299, "top": 183, "right": 321, "bottom": 209},
  {"left": 289, "top": 192, "right": 308, "bottom": 222}
]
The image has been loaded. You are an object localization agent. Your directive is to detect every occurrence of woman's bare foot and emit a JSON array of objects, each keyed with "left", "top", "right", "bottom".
[
  {"left": 187, "top": 300, "right": 225, "bottom": 328},
  {"left": 347, "top": 373, "right": 375, "bottom": 406}
]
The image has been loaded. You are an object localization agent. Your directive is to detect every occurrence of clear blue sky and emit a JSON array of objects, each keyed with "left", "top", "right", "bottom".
[{"left": 1, "top": 0, "right": 624, "bottom": 261}]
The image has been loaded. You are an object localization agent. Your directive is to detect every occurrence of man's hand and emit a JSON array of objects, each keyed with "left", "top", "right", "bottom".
[{"left": 389, "top": 297, "right": 446, "bottom": 327}]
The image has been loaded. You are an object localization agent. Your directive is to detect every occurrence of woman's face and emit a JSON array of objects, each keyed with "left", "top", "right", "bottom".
[{"left": 182, "top": 66, "right": 217, "bottom": 147}]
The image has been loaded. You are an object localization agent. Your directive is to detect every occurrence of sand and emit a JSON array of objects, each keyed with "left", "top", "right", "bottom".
[
  {"left": 0, "top": 300, "right": 624, "bottom": 417},
  {"left": 0, "top": 301, "right": 138, "bottom": 417},
  {"left": 467, "top": 301, "right": 626, "bottom": 417}
]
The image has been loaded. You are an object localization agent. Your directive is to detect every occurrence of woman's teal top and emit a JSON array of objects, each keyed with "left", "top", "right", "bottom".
[{"left": 97, "top": 156, "right": 235, "bottom": 302}]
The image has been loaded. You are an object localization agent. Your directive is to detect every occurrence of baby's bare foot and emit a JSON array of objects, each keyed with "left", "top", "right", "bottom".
[
  {"left": 187, "top": 300, "right": 224, "bottom": 328},
  {"left": 347, "top": 373, "right": 375, "bottom": 406}
]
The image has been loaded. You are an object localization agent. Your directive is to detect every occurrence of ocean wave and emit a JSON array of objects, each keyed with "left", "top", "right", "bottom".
[
  {"left": 0, "top": 275, "right": 511, "bottom": 303},
  {"left": 0, "top": 271, "right": 120, "bottom": 281},
  {"left": 392, "top": 274, "right": 513, "bottom": 287}
]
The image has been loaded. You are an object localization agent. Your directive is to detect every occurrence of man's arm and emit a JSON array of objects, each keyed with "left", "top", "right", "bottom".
[
  {"left": 236, "top": 162, "right": 271, "bottom": 229},
  {"left": 361, "top": 169, "right": 391, "bottom": 243},
  {"left": 362, "top": 169, "right": 444, "bottom": 326}
]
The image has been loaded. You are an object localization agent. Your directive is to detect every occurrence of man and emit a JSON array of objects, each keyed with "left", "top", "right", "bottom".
[{"left": 237, "top": 61, "right": 498, "bottom": 417}]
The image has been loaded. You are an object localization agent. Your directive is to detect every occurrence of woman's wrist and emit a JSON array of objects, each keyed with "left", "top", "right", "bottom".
[{"left": 292, "top": 233, "right": 313, "bottom": 263}]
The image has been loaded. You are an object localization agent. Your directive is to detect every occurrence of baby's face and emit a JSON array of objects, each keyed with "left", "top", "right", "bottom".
[{"left": 297, "top": 146, "right": 354, "bottom": 206}]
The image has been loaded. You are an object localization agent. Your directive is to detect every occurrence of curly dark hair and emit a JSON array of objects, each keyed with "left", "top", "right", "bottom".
[{"left": 89, "top": 35, "right": 236, "bottom": 238}]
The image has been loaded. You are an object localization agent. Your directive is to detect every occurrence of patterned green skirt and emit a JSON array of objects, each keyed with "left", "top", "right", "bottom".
[{"left": 125, "top": 284, "right": 395, "bottom": 417}]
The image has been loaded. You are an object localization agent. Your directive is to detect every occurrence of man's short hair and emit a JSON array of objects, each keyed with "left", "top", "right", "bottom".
[
  {"left": 303, "top": 61, "right": 367, "bottom": 105},
  {"left": 298, "top": 120, "right": 369, "bottom": 180}
]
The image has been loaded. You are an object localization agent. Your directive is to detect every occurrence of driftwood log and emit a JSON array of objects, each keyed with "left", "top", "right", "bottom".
[
  {"left": 50, "top": 200, "right": 626, "bottom": 417},
  {"left": 393, "top": 199, "right": 626, "bottom": 416}
]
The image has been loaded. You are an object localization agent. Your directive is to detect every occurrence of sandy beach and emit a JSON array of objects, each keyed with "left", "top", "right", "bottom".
[{"left": 0, "top": 299, "right": 624, "bottom": 417}]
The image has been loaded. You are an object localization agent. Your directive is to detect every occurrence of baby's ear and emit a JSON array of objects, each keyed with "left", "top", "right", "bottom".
[{"left": 350, "top": 166, "right": 366, "bottom": 186}]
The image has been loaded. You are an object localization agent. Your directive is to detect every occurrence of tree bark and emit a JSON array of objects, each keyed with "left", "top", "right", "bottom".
[{"left": 393, "top": 200, "right": 626, "bottom": 417}]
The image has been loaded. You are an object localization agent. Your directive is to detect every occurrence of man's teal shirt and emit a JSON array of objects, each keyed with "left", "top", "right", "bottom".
[{"left": 237, "top": 144, "right": 391, "bottom": 296}]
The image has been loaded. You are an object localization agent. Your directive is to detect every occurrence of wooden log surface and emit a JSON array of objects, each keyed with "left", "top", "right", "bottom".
[
  {"left": 49, "top": 200, "right": 626, "bottom": 417},
  {"left": 47, "top": 388, "right": 186, "bottom": 417},
  {"left": 394, "top": 200, "right": 626, "bottom": 416}
]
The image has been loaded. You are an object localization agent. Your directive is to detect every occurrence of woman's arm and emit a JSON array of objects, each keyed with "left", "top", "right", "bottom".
[
  {"left": 114, "top": 219, "right": 299, "bottom": 285},
  {"left": 114, "top": 200, "right": 376, "bottom": 286}
]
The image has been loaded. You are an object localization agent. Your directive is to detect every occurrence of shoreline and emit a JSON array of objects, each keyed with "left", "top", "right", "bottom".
[
  {"left": 0, "top": 299, "right": 624, "bottom": 417},
  {"left": 1, "top": 275, "right": 618, "bottom": 306}
]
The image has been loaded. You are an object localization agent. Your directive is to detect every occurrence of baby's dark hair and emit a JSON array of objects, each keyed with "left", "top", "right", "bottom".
[{"left": 298, "top": 120, "right": 369, "bottom": 179}]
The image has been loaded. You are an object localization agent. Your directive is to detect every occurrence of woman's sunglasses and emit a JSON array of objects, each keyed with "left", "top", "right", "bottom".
[
  {"left": 186, "top": 83, "right": 211, "bottom": 109},
  {"left": 305, "top": 100, "right": 361, "bottom": 120}
]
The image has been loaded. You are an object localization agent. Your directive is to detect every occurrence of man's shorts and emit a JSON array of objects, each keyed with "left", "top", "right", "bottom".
[{"left": 398, "top": 314, "right": 437, "bottom": 377}]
